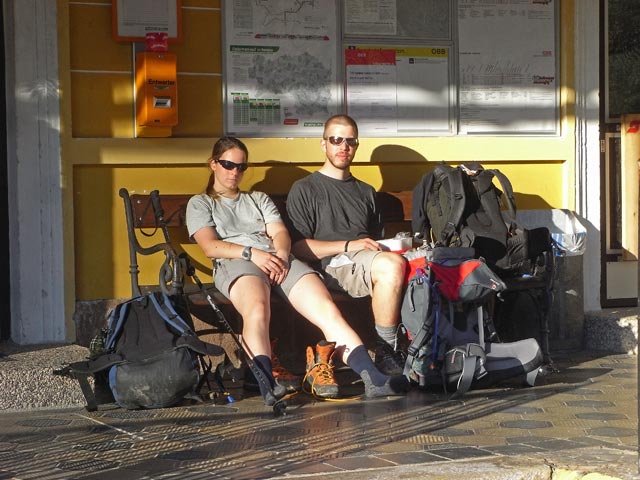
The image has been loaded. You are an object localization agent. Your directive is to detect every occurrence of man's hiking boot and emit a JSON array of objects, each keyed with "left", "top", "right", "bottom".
[
  {"left": 374, "top": 342, "right": 406, "bottom": 376},
  {"left": 304, "top": 341, "right": 339, "bottom": 399},
  {"left": 361, "top": 371, "right": 410, "bottom": 398}
]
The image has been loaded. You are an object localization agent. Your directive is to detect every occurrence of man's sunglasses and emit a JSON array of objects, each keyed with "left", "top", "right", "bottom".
[
  {"left": 216, "top": 159, "right": 249, "bottom": 172},
  {"left": 325, "top": 136, "right": 359, "bottom": 147}
]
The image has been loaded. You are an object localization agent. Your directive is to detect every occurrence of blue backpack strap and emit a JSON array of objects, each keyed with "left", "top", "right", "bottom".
[
  {"left": 151, "top": 292, "right": 225, "bottom": 357},
  {"left": 150, "top": 292, "right": 190, "bottom": 334},
  {"left": 105, "top": 299, "right": 135, "bottom": 351}
]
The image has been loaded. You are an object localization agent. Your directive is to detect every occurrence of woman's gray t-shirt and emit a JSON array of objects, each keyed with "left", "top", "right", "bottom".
[{"left": 186, "top": 191, "right": 282, "bottom": 253}]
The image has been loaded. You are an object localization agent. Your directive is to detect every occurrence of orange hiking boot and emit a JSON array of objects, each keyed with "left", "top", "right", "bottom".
[
  {"left": 304, "top": 341, "right": 339, "bottom": 399},
  {"left": 271, "top": 338, "right": 302, "bottom": 392}
]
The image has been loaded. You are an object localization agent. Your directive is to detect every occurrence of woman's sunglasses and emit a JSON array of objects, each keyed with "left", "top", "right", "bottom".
[
  {"left": 216, "top": 159, "right": 249, "bottom": 172},
  {"left": 325, "top": 136, "right": 359, "bottom": 147}
]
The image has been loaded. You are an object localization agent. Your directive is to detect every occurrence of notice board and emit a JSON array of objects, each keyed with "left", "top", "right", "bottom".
[
  {"left": 112, "top": 0, "right": 181, "bottom": 42},
  {"left": 222, "top": 0, "right": 559, "bottom": 137},
  {"left": 458, "top": 0, "right": 558, "bottom": 134},
  {"left": 223, "top": 0, "right": 340, "bottom": 137}
]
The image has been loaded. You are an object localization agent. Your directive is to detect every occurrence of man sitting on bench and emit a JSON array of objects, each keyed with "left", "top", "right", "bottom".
[{"left": 287, "top": 115, "right": 408, "bottom": 376}]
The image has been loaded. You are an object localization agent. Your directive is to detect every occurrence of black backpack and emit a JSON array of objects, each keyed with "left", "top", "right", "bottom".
[
  {"left": 65, "top": 291, "right": 224, "bottom": 411},
  {"left": 401, "top": 247, "right": 543, "bottom": 396},
  {"left": 411, "top": 163, "right": 551, "bottom": 273}
]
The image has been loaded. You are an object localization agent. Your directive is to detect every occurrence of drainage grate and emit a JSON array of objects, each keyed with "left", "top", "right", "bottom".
[
  {"left": 56, "top": 459, "right": 119, "bottom": 471},
  {"left": 185, "top": 405, "right": 239, "bottom": 414},
  {"left": 11, "top": 434, "right": 56, "bottom": 445},
  {"left": 562, "top": 388, "right": 604, "bottom": 395},
  {"left": 160, "top": 449, "right": 213, "bottom": 461},
  {"left": 575, "top": 412, "right": 626, "bottom": 420},
  {"left": 73, "top": 441, "right": 133, "bottom": 452},
  {"left": 0, "top": 450, "right": 33, "bottom": 462},
  {"left": 588, "top": 426, "right": 637, "bottom": 437},
  {"left": 16, "top": 418, "right": 72, "bottom": 428},
  {"left": 167, "top": 432, "right": 224, "bottom": 443},
  {"left": 175, "top": 417, "right": 230, "bottom": 427},
  {"left": 502, "top": 406, "right": 543, "bottom": 414},
  {"left": 260, "top": 441, "right": 304, "bottom": 453},
  {"left": 499, "top": 420, "right": 553, "bottom": 429},
  {"left": 430, "top": 428, "right": 475, "bottom": 437},
  {"left": 100, "top": 410, "right": 158, "bottom": 419},
  {"left": 565, "top": 399, "right": 615, "bottom": 408}
]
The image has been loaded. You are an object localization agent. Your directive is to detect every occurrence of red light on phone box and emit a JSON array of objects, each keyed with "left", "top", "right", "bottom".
[{"left": 146, "top": 32, "right": 169, "bottom": 52}]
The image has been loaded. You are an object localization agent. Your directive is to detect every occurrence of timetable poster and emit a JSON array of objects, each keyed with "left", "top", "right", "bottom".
[
  {"left": 458, "top": 0, "right": 558, "bottom": 134},
  {"left": 345, "top": 45, "right": 451, "bottom": 135}
]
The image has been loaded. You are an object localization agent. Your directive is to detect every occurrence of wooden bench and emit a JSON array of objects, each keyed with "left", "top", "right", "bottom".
[
  {"left": 121, "top": 189, "right": 554, "bottom": 368},
  {"left": 121, "top": 189, "right": 413, "bottom": 368}
]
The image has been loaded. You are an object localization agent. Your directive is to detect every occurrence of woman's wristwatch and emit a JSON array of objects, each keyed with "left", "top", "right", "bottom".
[{"left": 241, "top": 246, "right": 252, "bottom": 261}]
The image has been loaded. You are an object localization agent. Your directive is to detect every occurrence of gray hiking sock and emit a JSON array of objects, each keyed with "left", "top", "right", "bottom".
[
  {"left": 346, "top": 345, "right": 389, "bottom": 386},
  {"left": 375, "top": 324, "right": 399, "bottom": 350},
  {"left": 360, "top": 371, "right": 410, "bottom": 398}
]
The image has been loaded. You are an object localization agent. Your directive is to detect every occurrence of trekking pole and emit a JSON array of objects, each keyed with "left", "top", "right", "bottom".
[{"left": 186, "top": 262, "right": 287, "bottom": 416}]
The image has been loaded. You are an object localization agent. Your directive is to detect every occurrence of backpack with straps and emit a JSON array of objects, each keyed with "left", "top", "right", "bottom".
[
  {"left": 65, "top": 291, "right": 224, "bottom": 411},
  {"left": 411, "top": 162, "right": 551, "bottom": 273},
  {"left": 401, "top": 247, "right": 543, "bottom": 396}
]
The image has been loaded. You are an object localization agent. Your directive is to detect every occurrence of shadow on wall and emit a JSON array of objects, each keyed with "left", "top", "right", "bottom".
[
  {"left": 247, "top": 149, "right": 554, "bottom": 214},
  {"left": 374, "top": 145, "right": 555, "bottom": 211},
  {"left": 374, "top": 144, "right": 430, "bottom": 192},
  {"left": 250, "top": 161, "right": 312, "bottom": 195}
]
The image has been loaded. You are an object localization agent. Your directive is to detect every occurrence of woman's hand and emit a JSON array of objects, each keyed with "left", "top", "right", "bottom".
[{"left": 251, "top": 249, "right": 290, "bottom": 285}]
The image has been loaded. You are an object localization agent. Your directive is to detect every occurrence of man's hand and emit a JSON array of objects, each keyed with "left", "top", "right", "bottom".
[{"left": 345, "top": 238, "right": 382, "bottom": 252}]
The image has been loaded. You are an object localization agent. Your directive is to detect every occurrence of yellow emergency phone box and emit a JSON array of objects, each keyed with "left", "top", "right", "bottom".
[{"left": 135, "top": 51, "right": 178, "bottom": 132}]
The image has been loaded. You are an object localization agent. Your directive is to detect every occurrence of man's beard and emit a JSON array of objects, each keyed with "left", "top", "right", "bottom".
[{"left": 328, "top": 155, "right": 351, "bottom": 170}]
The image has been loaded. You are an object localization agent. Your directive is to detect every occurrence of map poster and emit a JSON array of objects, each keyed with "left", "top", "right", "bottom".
[
  {"left": 345, "top": 45, "right": 452, "bottom": 135},
  {"left": 458, "top": 0, "right": 558, "bottom": 134},
  {"left": 223, "top": 0, "right": 340, "bottom": 137}
]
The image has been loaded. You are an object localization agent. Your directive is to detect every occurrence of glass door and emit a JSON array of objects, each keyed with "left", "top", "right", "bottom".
[{"left": 600, "top": 0, "right": 640, "bottom": 307}]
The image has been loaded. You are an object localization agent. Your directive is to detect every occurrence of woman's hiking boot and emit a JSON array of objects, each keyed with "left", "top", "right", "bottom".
[
  {"left": 270, "top": 338, "right": 302, "bottom": 392},
  {"left": 304, "top": 341, "right": 339, "bottom": 399},
  {"left": 243, "top": 339, "right": 301, "bottom": 393}
]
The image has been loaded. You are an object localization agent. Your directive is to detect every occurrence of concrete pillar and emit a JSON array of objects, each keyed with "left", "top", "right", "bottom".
[{"left": 4, "top": 0, "right": 67, "bottom": 343}]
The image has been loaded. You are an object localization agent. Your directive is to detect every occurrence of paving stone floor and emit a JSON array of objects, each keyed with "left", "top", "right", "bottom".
[{"left": 0, "top": 350, "right": 637, "bottom": 480}]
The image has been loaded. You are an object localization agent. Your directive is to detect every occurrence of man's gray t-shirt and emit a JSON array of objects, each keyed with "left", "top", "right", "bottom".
[
  {"left": 186, "top": 191, "right": 282, "bottom": 253},
  {"left": 286, "top": 171, "right": 383, "bottom": 251}
]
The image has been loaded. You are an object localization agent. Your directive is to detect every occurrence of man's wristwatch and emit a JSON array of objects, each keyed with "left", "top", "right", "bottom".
[{"left": 241, "top": 246, "right": 252, "bottom": 261}]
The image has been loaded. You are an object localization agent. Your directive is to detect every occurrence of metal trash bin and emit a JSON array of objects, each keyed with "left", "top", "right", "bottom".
[{"left": 515, "top": 209, "right": 587, "bottom": 350}]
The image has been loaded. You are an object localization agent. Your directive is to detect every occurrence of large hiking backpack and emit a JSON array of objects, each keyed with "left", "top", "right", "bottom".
[
  {"left": 66, "top": 291, "right": 224, "bottom": 411},
  {"left": 411, "top": 162, "right": 551, "bottom": 272},
  {"left": 401, "top": 247, "right": 543, "bottom": 396}
]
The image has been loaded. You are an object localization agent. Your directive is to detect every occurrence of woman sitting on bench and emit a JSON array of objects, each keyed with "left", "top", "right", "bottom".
[{"left": 186, "top": 136, "right": 409, "bottom": 406}]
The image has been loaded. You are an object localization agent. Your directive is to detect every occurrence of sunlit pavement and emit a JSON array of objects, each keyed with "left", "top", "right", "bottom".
[{"left": 0, "top": 350, "right": 637, "bottom": 480}]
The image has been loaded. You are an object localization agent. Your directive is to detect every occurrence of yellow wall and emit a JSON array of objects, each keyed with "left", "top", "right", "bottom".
[{"left": 60, "top": 0, "right": 575, "bottom": 302}]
